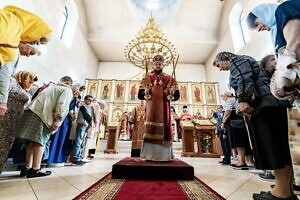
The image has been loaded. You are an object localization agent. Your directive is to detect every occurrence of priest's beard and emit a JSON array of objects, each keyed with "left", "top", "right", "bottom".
[{"left": 154, "top": 69, "right": 163, "bottom": 74}]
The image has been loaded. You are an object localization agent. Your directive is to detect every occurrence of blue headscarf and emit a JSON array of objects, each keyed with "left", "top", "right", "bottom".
[{"left": 247, "top": 3, "right": 279, "bottom": 46}]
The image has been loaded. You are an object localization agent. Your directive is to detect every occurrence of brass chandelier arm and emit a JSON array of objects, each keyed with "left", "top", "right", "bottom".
[
  {"left": 127, "top": 42, "right": 176, "bottom": 69},
  {"left": 172, "top": 54, "right": 179, "bottom": 79}
]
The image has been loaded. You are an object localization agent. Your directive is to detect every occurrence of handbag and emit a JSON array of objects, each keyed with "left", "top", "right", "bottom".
[{"left": 230, "top": 119, "right": 245, "bottom": 129}]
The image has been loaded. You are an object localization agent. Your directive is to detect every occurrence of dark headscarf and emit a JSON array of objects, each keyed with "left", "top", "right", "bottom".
[{"left": 213, "top": 51, "right": 236, "bottom": 65}]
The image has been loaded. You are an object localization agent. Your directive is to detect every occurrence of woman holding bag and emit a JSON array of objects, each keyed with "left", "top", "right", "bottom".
[{"left": 213, "top": 51, "right": 295, "bottom": 200}]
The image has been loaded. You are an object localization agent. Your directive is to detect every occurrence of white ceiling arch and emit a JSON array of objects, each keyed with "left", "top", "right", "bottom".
[{"left": 83, "top": 0, "right": 225, "bottom": 64}]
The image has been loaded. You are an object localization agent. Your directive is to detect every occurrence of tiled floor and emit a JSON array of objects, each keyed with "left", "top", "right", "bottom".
[{"left": 0, "top": 152, "right": 287, "bottom": 200}]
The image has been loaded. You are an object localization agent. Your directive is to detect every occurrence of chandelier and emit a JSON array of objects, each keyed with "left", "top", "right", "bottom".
[{"left": 124, "top": 17, "right": 178, "bottom": 69}]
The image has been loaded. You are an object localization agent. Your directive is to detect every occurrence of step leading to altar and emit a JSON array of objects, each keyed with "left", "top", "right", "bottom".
[{"left": 112, "top": 157, "right": 194, "bottom": 180}]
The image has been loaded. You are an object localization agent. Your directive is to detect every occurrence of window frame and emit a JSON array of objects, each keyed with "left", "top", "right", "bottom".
[{"left": 59, "top": 6, "right": 69, "bottom": 40}]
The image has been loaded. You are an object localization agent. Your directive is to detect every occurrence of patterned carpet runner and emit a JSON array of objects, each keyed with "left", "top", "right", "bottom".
[{"left": 73, "top": 173, "right": 225, "bottom": 200}]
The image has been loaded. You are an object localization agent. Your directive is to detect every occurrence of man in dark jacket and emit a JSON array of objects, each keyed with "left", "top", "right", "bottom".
[{"left": 213, "top": 105, "right": 231, "bottom": 165}]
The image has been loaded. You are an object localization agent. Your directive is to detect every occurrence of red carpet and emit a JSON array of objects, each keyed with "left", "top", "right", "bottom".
[
  {"left": 73, "top": 173, "right": 225, "bottom": 200},
  {"left": 115, "top": 180, "right": 187, "bottom": 200}
]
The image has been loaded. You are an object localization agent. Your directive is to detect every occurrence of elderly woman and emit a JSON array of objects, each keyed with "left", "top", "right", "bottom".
[
  {"left": 46, "top": 86, "right": 80, "bottom": 167},
  {"left": 246, "top": 0, "right": 300, "bottom": 100},
  {"left": 0, "top": 5, "right": 52, "bottom": 118},
  {"left": 260, "top": 55, "right": 276, "bottom": 79},
  {"left": 213, "top": 52, "right": 295, "bottom": 200},
  {"left": 0, "top": 71, "right": 37, "bottom": 174},
  {"left": 16, "top": 76, "right": 73, "bottom": 178}
]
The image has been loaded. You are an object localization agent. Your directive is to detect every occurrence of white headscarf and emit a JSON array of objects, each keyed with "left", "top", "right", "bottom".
[
  {"left": 247, "top": 3, "right": 279, "bottom": 46},
  {"left": 98, "top": 100, "right": 106, "bottom": 106}
]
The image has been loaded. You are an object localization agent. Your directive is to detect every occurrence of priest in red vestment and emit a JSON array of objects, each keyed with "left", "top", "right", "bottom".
[
  {"left": 138, "top": 55, "right": 180, "bottom": 161},
  {"left": 179, "top": 105, "right": 192, "bottom": 121},
  {"left": 128, "top": 100, "right": 146, "bottom": 157}
]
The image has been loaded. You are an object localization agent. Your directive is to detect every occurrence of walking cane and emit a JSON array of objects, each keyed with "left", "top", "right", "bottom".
[{"left": 243, "top": 116, "right": 253, "bottom": 149}]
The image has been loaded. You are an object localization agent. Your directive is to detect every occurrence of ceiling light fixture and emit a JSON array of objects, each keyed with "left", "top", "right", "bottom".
[{"left": 124, "top": 17, "right": 178, "bottom": 70}]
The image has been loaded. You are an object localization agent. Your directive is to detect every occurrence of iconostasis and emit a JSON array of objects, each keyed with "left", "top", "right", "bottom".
[{"left": 85, "top": 79, "right": 220, "bottom": 124}]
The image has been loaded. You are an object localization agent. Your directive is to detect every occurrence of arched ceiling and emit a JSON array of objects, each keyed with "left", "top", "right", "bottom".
[{"left": 83, "top": 0, "right": 225, "bottom": 64}]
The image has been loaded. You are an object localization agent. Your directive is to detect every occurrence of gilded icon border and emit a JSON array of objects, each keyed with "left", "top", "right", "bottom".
[
  {"left": 128, "top": 81, "right": 140, "bottom": 103},
  {"left": 99, "top": 81, "right": 112, "bottom": 101},
  {"left": 114, "top": 81, "right": 126, "bottom": 102},
  {"left": 178, "top": 82, "right": 189, "bottom": 104},
  {"left": 86, "top": 80, "right": 99, "bottom": 99},
  {"left": 85, "top": 79, "right": 219, "bottom": 123},
  {"left": 111, "top": 104, "right": 124, "bottom": 122},
  {"left": 191, "top": 83, "right": 203, "bottom": 104},
  {"left": 204, "top": 83, "right": 217, "bottom": 105}
]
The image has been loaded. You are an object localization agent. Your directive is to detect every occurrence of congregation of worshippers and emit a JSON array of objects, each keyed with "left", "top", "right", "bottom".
[{"left": 0, "top": 1, "right": 299, "bottom": 200}]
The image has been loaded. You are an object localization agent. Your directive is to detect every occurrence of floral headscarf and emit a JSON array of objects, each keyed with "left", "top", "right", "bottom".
[
  {"left": 213, "top": 52, "right": 236, "bottom": 65},
  {"left": 14, "top": 71, "right": 38, "bottom": 86}
]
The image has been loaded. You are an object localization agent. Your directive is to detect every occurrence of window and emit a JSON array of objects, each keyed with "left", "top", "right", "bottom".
[
  {"left": 240, "top": 12, "right": 250, "bottom": 44},
  {"left": 57, "top": 0, "right": 78, "bottom": 48},
  {"left": 59, "top": 6, "right": 68, "bottom": 40},
  {"left": 229, "top": 3, "right": 250, "bottom": 52}
]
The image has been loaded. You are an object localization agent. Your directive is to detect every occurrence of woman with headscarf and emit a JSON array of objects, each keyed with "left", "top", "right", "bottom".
[
  {"left": 246, "top": 0, "right": 300, "bottom": 101},
  {"left": 0, "top": 71, "right": 37, "bottom": 174},
  {"left": 16, "top": 76, "right": 73, "bottom": 178},
  {"left": 246, "top": 4, "right": 279, "bottom": 48},
  {"left": 46, "top": 86, "right": 80, "bottom": 167},
  {"left": 213, "top": 52, "right": 295, "bottom": 200},
  {"left": 247, "top": 2, "right": 300, "bottom": 197},
  {"left": 0, "top": 5, "right": 52, "bottom": 118}
]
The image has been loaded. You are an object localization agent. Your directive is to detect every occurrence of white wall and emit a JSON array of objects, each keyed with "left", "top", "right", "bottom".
[
  {"left": 97, "top": 62, "right": 206, "bottom": 82},
  {"left": 0, "top": 0, "right": 98, "bottom": 85},
  {"left": 204, "top": 0, "right": 277, "bottom": 96}
]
